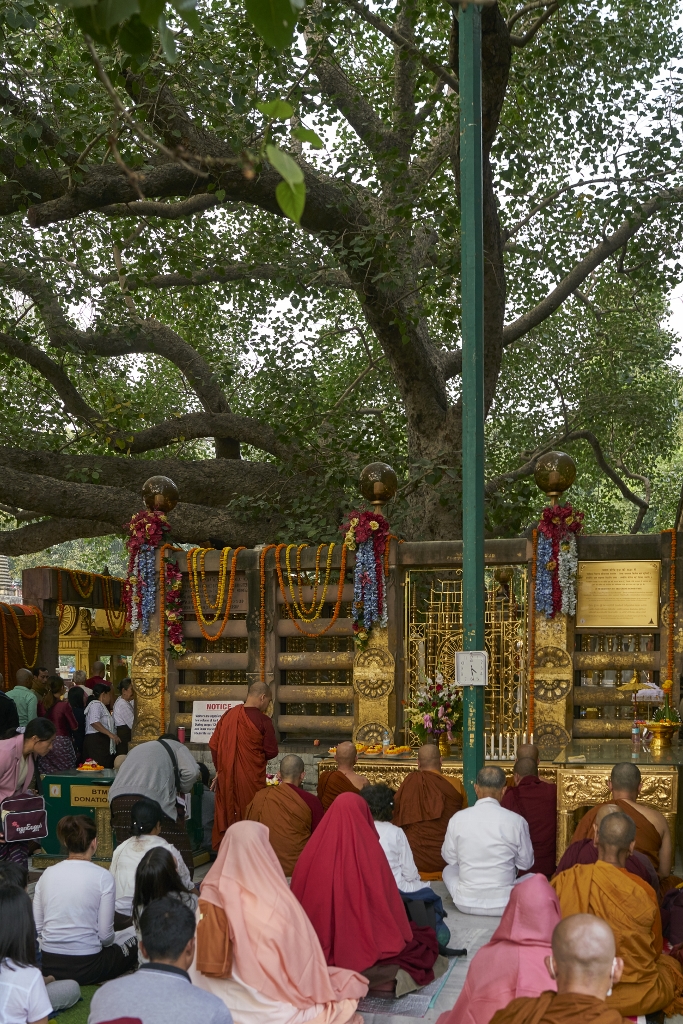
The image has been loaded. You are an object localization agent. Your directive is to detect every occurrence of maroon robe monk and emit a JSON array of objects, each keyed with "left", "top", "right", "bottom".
[
  {"left": 393, "top": 744, "right": 467, "bottom": 876},
  {"left": 318, "top": 740, "right": 369, "bottom": 811},
  {"left": 209, "top": 682, "right": 278, "bottom": 848},
  {"left": 502, "top": 758, "right": 557, "bottom": 876}
]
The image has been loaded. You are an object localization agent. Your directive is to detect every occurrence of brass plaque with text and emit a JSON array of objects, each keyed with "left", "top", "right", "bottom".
[
  {"left": 576, "top": 560, "right": 660, "bottom": 628},
  {"left": 70, "top": 784, "right": 110, "bottom": 808}
]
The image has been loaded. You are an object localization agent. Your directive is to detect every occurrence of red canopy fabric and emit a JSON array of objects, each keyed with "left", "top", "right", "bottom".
[{"left": 291, "top": 791, "right": 414, "bottom": 972}]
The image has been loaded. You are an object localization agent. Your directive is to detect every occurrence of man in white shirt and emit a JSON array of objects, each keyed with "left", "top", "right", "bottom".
[{"left": 441, "top": 764, "right": 534, "bottom": 916}]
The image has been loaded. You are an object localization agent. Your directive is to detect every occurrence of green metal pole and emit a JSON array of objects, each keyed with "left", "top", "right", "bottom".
[{"left": 460, "top": 1, "right": 485, "bottom": 805}]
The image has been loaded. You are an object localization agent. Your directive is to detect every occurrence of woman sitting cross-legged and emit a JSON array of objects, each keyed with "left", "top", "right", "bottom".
[
  {"left": 34, "top": 815, "right": 137, "bottom": 985},
  {"left": 190, "top": 819, "right": 367, "bottom": 1024},
  {"left": 291, "top": 792, "right": 443, "bottom": 998},
  {"left": 360, "top": 783, "right": 452, "bottom": 950},
  {"left": 109, "top": 798, "right": 194, "bottom": 929},
  {"left": 0, "top": 885, "right": 56, "bottom": 1024},
  {"left": 132, "top": 846, "right": 198, "bottom": 961},
  {"left": 82, "top": 684, "right": 119, "bottom": 769},
  {"left": 435, "top": 873, "right": 561, "bottom": 1024}
]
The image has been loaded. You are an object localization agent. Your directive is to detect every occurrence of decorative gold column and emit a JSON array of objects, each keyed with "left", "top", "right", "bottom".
[
  {"left": 353, "top": 626, "right": 395, "bottom": 744},
  {"left": 533, "top": 613, "right": 574, "bottom": 755},
  {"left": 131, "top": 628, "right": 165, "bottom": 744}
]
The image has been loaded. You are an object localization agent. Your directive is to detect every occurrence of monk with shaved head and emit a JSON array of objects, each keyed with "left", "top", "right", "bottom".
[
  {"left": 490, "top": 914, "right": 627, "bottom": 1024},
  {"left": 502, "top": 756, "right": 557, "bottom": 876},
  {"left": 392, "top": 744, "right": 467, "bottom": 878},
  {"left": 246, "top": 754, "right": 323, "bottom": 876},
  {"left": 209, "top": 679, "right": 278, "bottom": 847},
  {"left": 555, "top": 803, "right": 660, "bottom": 893},
  {"left": 552, "top": 811, "right": 683, "bottom": 1016},
  {"left": 570, "top": 762, "right": 674, "bottom": 886},
  {"left": 317, "top": 740, "right": 369, "bottom": 810}
]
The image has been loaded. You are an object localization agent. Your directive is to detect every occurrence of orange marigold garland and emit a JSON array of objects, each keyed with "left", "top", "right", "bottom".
[
  {"left": 187, "top": 546, "right": 246, "bottom": 641},
  {"left": 0, "top": 603, "right": 43, "bottom": 669},
  {"left": 275, "top": 542, "right": 349, "bottom": 641}
]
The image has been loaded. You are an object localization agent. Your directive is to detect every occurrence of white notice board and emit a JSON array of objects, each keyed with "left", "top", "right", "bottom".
[{"left": 191, "top": 700, "right": 243, "bottom": 743}]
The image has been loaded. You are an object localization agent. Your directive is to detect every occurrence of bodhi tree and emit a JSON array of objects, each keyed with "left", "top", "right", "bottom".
[{"left": 0, "top": 0, "right": 681, "bottom": 553}]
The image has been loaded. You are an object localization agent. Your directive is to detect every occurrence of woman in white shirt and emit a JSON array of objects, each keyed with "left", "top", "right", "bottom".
[
  {"left": 112, "top": 677, "right": 135, "bottom": 754},
  {"left": 82, "top": 684, "right": 120, "bottom": 768},
  {"left": 0, "top": 884, "right": 54, "bottom": 1024},
  {"left": 360, "top": 784, "right": 452, "bottom": 950},
  {"left": 109, "top": 798, "right": 193, "bottom": 928},
  {"left": 34, "top": 815, "right": 137, "bottom": 985}
]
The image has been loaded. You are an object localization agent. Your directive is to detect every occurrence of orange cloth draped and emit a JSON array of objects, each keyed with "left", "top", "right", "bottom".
[
  {"left": 245, "top": 783, "right": 312, "bottom": 876},
  {"left": 489, "top": 991, "right": 629, "bottom": 1024},
  {"left": 393, "top": 770, "right": 467, "bottom": 874},
  {"left": 571, "top": 800, "right": 661, "bottom": 872},
  {"left": 209, "top": 704, "right": 268, "bottom": 848},
  {"left": 551, "top": 861, "right": 683, "bottom": 1016},
  {"left": 196, "top": 900, "right": 233, "bottom": 978},
  {"left": 318, "top": 770, "right": 363, "bottom": 811}
]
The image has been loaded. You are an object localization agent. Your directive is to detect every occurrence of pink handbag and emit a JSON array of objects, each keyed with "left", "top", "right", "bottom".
[{"left": 1, "top": 793, "right": 48, "bottom": 842}]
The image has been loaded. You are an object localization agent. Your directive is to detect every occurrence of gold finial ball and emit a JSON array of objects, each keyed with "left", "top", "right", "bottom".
[
  {"left": 142, "top": 475, "right": 179, "bottom": 513},
  {"left": 533, "top": 451, "right": 576, "bottom": 499},
  {"left": 359, "top": 462, "right": 398, "bottom": 506}
]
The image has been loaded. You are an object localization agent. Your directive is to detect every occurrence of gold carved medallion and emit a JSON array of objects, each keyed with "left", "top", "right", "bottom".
[{"left": 353, "top": 647, "right": 395, "bottom": 699}]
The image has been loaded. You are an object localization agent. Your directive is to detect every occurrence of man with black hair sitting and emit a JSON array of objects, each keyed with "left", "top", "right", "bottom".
[{"left": 89, "top": 896, "right": 232, "bottom": 1024}]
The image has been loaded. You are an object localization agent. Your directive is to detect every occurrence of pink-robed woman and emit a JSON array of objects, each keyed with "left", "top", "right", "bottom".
[
  {"left": 190, "top": 820, "right": 367, "bottom": 1024},
  {"left": 0, "top": 720, "right": 56, "bottom": 868},
  {"left": 436, "top": 873, "right": 561, "bottom": 1024}
]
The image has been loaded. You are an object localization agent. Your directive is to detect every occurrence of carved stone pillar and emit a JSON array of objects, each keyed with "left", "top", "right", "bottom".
[
  {"left": 533, "top": 613, "right": 574, "bottom": 756},
  {"left": 353, "top": 626, "right": 395, "bottom": 745},
  {"left": 131, "top": 628, "right": 165, "bottom": 744}
]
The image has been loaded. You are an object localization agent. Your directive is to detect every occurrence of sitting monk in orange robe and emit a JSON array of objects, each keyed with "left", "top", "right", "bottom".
[
  {"left": 552, "top": 811, "right": 683, "bottom": 1017},
  {"left": 502, "top": 757, "right": 557, "bottom": 877},
  {"left": 490, "top": 914, "right": 630, "bottom": 1024},
  {"left": 245, "top": 753, "right": 323, "bottom": 876},
  {"left": 318, "top": 741, "right": 369, "bottom": 811},
  {"left": 209, "top": 680, "right": 278, "bottom": 849},
  {"left": 570, "top": 761, "right": 673, "bottom": 886},
  {"left": 555, "top": 804, "right": 660, "bottom": 895},
  {"left": 392, "top": 743, "right": 467, "bottom": 878}
]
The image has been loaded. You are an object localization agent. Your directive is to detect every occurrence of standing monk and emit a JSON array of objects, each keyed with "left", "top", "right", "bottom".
[
  {"left": 209, "top": 680, "right": 278, "bottom": 848},
  {"left": 317, "top": 741, "right": 369, "bottom": 810},
  {"left": 393, "top": 744, "right": 467, "bottom": 878},
  {"left": 570, "top": 762, "right": 674, "bottom": 885},
  {"left": 502, "top": 757, "right": 557, "bottom": 876}
]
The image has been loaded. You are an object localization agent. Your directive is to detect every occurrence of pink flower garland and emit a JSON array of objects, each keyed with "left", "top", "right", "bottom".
[{"left": 164, "top": 557, "right": 186, "bottom": 658}]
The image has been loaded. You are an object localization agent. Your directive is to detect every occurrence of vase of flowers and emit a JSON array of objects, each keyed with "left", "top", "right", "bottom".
[{"left": 404, "top": 666, "right": 463, "bottom": 747}]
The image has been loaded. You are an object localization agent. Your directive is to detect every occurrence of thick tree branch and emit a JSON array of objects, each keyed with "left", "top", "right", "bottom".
[
  {"left": 438, "top": 348, "right": 462, "bottom": 379},
  {"left": 99, "top": 196, "right": 220, "bottom": 219},
  {"left": 0, "top": 518, "right": 117, "bottom": 556},
  {"left": 0, "top": 332, "right": 101, "bottom": 427},
  {"left": 502, "top": 186, "right": 683, "bottom": 346},
  {"left": 124, "top": 410, "right": 294, "bottom": 459}
]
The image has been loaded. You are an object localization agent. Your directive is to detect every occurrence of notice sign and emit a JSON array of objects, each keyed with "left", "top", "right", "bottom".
[
  {"left": 191, "top": 700, "right": 243, "bottom": 743},
  {"left": 70, "top": 785, "right": 110, "bottom": 808},
  {"left": 576, "top": 560, "right": 660, "bottom": 628}
]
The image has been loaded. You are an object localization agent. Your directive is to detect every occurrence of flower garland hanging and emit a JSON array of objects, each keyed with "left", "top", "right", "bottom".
[
  {"left": 187, "top": 546, "right": 245, "bottom": 641},
  {"left": 162, "top": 550, "right": 186, "bottom": 659},
  {"left": 340, "top": 509, "right": 390, "bottom": 649},
  {"left": 123, "top": 510, "right": 170, "bottom": 634},
  {"left": 535, "top": 503, "right": 584, "bottom": 619}
]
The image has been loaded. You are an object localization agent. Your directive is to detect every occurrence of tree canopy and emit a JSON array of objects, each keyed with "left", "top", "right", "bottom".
[{"left": 0, "top": 0, "right": 681, "bottom": 556}]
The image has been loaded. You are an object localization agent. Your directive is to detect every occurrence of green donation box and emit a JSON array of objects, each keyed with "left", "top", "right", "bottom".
[{"left": 34, "top": 769, "right": 116, "bottom": 868}]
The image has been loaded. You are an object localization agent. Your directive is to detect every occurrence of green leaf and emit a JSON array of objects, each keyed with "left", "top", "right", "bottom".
[
  {"left": 95, "top": 0, "right": 139, "bottom": 31},
  {"left": 266, "top": 143, "right": 303, "bottom": 186},
  {"left": 118, "top": 14, "right": 153, "bottom": 54},
  {"left": 179, "top": 6, "right": 200, "bottom": 30},
  {"left": 292, "top": 125, "right": 323, "bottom": 149},
  {"left": 257, "top": 99, "right": 294, "bottom": 120},
  {"left": 275, "top": 179, "right": 305, "bottom": 224},
  {"left": 244, "top": 0, "right": 297, "bottom": 51},
  {"left": 137, "top": 0, "right": 163, "bottom": 26},
  {"left": 157, "top": 13, "right": 177, "bottom": 62}
]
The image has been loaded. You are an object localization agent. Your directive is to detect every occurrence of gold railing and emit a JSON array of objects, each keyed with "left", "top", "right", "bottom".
[{"left": 404, "top": 566, "right": 528, "bottom": 741}]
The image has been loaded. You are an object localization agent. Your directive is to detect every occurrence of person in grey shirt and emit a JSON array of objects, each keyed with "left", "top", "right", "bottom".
[
  {"left": 109, "top": 734, "right": 199, "bottom": 876},
  {"left": 89, "top": 896, "right": 231, "bottom": 1024}
]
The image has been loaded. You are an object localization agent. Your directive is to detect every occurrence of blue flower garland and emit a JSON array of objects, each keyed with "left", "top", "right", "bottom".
[
  {"left": 139, "top": 544, "right": 157, "bottom": 634},
  {"left": 354, "top": 538, "right": 381, "bottom": 629},
  {"left": 535, "top": 533, "right": 554, "bottom": 617}
]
